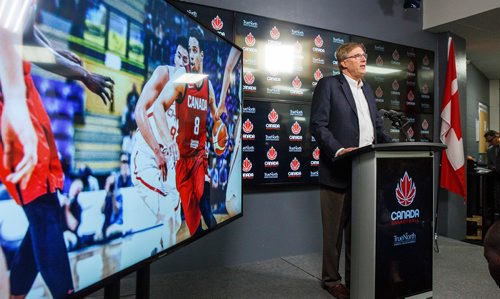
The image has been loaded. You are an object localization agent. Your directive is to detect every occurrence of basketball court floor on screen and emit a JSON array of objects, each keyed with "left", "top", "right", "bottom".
[{"left": 15, "top": 187, "right": 231, "bottom": 299}]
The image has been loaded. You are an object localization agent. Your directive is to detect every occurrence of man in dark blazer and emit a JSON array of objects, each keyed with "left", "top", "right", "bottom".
[
  {"left": 310, "top": 42, "right": 391, "bottom": 298},
  {"left": 484, "top": 130, "right": 499, "bottom": 171},
  {"left": 484, "top": 130, "right": 500, "bottom": 219}
]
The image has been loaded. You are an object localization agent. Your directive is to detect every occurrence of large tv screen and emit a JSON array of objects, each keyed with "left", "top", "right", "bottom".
[{"left": 0, "top": 0, "right": 242, "bottom": 297}]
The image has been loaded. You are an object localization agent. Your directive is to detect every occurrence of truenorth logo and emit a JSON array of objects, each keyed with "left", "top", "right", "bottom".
[{"left": 243, "top": 20, "right": 258, "bottom": 28}]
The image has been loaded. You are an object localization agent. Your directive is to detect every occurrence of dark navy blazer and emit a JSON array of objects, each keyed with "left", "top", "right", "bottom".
[{"left": 310, "top": 74, "right": 392, "bottom": 189}]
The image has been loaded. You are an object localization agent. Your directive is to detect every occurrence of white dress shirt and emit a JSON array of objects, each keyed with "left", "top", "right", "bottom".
[{"left": 335, "top": 74, "right": 374, "bottom": 157}]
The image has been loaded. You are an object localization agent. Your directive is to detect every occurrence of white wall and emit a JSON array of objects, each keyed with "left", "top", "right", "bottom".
[
  {"left": 489, "top": 80, "right": 500, "bottom": 130},
  {"left": 423, "top": 0, "right": 500, "bottom": 29}
]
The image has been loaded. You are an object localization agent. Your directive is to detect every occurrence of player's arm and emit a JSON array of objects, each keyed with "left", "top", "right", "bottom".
[
  {"left": 152, "top": 69, "right": 185, "bottom": 179},
  {"left": 152, "top": 74, "right": 183, "bottom": 147},
  {"left": 135, "top": 66, "right": 170, "bottom": 155},
  {"left": 0, "top": 24, "right": 38, "bottom": 189},
  {"left": 32, "top": 26, "right": 82, "bottom": 65},
  {"left": 208, "top": 81, "right": 219, "bottom": 122},
  {"left": 217, "top": 47, "right": 240, "bottom": 118},
  {"left": 24, "top": 23, "right": 114, "bottom": 104}
]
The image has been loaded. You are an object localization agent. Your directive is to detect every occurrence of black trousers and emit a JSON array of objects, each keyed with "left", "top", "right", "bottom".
[{"left": 320, "top": 185, "right": 351, "bottom": 289}]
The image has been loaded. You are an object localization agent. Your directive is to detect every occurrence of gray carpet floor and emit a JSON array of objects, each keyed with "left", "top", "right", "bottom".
[{"left": 88, "top": 236, "right": 499, "bottom": 298}]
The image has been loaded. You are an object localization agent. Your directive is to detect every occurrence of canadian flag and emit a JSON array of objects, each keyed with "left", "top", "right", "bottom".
[{"left": 440, "top": 37, "right": 466, "bottom": 200}]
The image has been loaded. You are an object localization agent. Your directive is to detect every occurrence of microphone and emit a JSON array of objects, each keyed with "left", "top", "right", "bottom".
[
  {"left": 379, "top": 109, "right": 411, "bottom": 141},
  {"left": 379, "top": 109, "right": 405, "bottom": 121}
]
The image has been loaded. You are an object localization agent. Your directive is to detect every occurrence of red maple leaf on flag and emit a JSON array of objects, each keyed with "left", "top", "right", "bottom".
[{"left": 440, "top": 37, "right": 466, "bottom": 200}]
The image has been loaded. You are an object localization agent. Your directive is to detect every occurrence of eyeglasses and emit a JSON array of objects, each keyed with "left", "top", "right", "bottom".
[{"left": 345, "top": 53, "right": 368, "bottom": 60}]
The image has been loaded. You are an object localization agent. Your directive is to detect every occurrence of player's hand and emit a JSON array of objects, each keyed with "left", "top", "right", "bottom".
[
  {"left": 1, "top": 101, "right": 38, "bottom": 190},
  {"left": 165, "top": 140, "right": 179, "bottom": 163},
  {"left": 154, "top": 147, "right": 168, "bottom": 181},
  {"left": 216, "top": 106, "right": 227, "bottom": 120},
  {"left": 81, "top": 72, "right": 115, "bottom": 105},
  {"left": 56, "top": 49, "right": 82, "bottom": 66}
]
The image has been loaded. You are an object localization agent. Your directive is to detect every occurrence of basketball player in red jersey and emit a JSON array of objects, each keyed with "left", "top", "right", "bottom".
[
  {"left": 0, "top": 1, "right": 113, "bottom": 297},
  {"left": 152, "top": 25, "right": 220, "bottom": 236}
]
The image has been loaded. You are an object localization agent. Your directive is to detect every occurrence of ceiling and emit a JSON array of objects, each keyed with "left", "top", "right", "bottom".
[{"left": 426, "top": 7, "right": 500, "bottom": 80}]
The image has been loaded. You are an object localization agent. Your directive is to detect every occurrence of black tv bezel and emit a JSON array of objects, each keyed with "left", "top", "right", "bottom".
[{"left": 68, "top": 0, "right": 243, "bottom": 297}]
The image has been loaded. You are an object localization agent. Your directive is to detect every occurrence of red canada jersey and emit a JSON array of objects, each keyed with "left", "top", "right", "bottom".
[
  {"left": 176, "top": 78, "right": 209, "bottom": 157},
  {"left": 0, "top": 62, "right": 64, "bottom": 205}
]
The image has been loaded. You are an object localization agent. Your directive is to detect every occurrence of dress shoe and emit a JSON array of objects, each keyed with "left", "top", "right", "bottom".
[{"left": 322, "top": 283, "right": 350, "bottom": 299}]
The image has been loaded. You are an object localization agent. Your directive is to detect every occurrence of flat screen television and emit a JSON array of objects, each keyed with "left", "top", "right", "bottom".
[{"left": 0, "top": 0, "right": 242, "bottom": 297}]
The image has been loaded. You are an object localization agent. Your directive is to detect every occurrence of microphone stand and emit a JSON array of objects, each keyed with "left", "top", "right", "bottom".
[
  {"left": 382, "top": 110, "right": 411, "bottom": 141},
  {"left": 399, "top": 118, "right": 411, "bottom": 142}
]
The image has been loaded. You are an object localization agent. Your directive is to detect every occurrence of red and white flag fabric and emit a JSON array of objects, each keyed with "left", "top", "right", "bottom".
[{"left": 440, "top": 37, "right": 466, "bottom": 200}]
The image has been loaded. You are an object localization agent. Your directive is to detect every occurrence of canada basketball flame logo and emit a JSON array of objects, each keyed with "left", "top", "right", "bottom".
[
  {"left": 407, "top": 127, "right": 414, "bottom": 138},
  {"left": 292, "top": 76, "right": 302, "bottom": 89},
  {"left": 408, "top": 60, "right": 415, "bottom": 72},
  {"left": 376, "top": 55, "right": 383, "bottom": 66},
  {"left": 314, "top": 35, "right": 323, "bottom": 48},
  {"left": 375, "top": 86, "right": 383, "bottom": 98},
  {"left": 270, "top": 26, "right": 280, "bottom": 40},
  {"left": 422, "top": 119, "right": 429, "bottom": 130},
  {"left": 392, "top": 49, "right": 400, "bottom": 61},
  {"left": 396, "top": 172, "right": 416, "bottom": 207},
  {"left": 268, "top": 109, "right": 279, "bottom": 123},
  {"left": 295, "top": 41, "right": 303, "bottom": 53},
  {"left": 314, "top": 69, "right": 323, "bottom": 81},
  {"left": 291, "top": 121, "right": 301, "bottom": 135},
  {"left": 421, "top": 83, "right": 429, "bottom": 94},
  {"left": 244, "top": 71, "right": 255, "bottom": 85},
  {"left": 422, "top": 55, "right": 430, "bottom": 66},
  {"left": 392, "top": 80, "right": 399, "bottom": 91},
  {"left": 407, "top": 90, "right": 415, "bottom": 101},
  {"left": 313, "top": 147, "right": 320, "bottom": 160},
  {"left": 267, "top": 147, "right": 278, "bottom": 160},
  {"left": 243, "top": 158, "right": 253, "bottom": 172},
  {"left": 211, "top": 15, "right": 223, "bottom": 31},
  {"left": 243, "top": 119, "right": 254, "bottom": 133},
  {"left": 290, "top": 158, "right": 300, "bottom": 171},
  {"left": 245, "top": 32, "right": 256, "bottom": 47}
]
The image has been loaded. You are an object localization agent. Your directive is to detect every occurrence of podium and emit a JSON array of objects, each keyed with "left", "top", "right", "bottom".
[{"left": 334, "top": 142, "right": 445, "bottom": 299}]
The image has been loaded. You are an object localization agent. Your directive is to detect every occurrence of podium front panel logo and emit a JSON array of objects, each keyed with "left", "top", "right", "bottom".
[
  {"left": 391, "top": 171, "right": 420, "bottom": 225},
  {"left": 396, "top": 172, "right": 416, "bottom": 206}
]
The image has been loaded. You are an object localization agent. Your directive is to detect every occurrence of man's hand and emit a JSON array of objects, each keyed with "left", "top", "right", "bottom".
[
  {"left": 1, "top": 101, "right": 38, "bottom": 189},
  {"left": 154, "top": 147, "right": 168, "bottom": 181},
  {"left": 338, "top": 147, "right": 358, "bottom": 156},
  {"left": 81, "top": 72, "right": 115, "bottom": 105}
]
